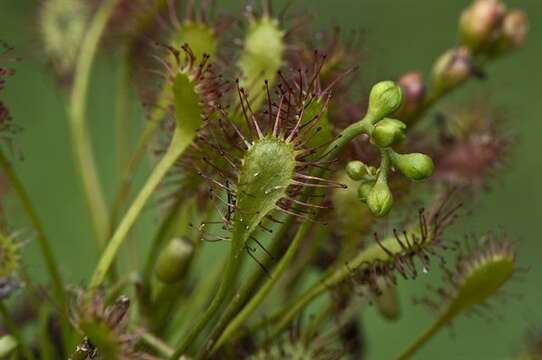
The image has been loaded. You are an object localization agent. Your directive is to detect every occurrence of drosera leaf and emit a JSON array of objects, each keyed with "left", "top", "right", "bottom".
[
  {"left": 171, "top": 21, "right": 218, "bottom": 60},
  {"left": 189, "top": 134, "right": 303, "bottom": 356},
  {"left": 119, "top": 18, "right": 220, "bottom": 200},
  {"left": 238, "top": 15, "right": 285, "bottom": 112},
  {"left": 148, "top": 21, "right": 218, "bottom": 128},
  {"left": 397, "top": 236, "right": 516, "bottom": 360},
  {"left": 231, "top": 136, "right": 297, "bottom": 252},
  {"left": 172, "top": 71, "right": 203, "bottom": 140},
  {"left": 90, "top": 55, "right": 210, "bottom": 288},
  {"left": 266, "top": 197, "right": 459, "bottom": 338},
  {"left": 446, "top": 246, "right": 514, "bottom": 316},
  {"left": 149, "top": 19, "right": 218, "bottom": 125}
]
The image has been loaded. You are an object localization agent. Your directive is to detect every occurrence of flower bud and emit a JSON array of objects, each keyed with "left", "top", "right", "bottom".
[
  {"left": 499, "top": 10, "right": 529, "bottom": 51},
  {"left": 374, "top": 277, "right": 401, "bottom": 321},
  {"left": 459, "top": 0, "right": 506, "bottom": 51},
  {"left": 357, "top": 180, "right": 374, "bottom": 203},
  {"left": 371, "top": 118, "right": 407, "bottom": 148},
  {"left": 396, "top": 72, "right": 425, "bottom": 120},
  {"left": 367, "top": 179, "right": 393, "bottom": 217},
  {"left": 155, "top": 237, "right": 193, "bottom": 284},
  {"left": 432, "top": 47, "right": 473, "bottom": 96},
  {"left": 346, "top": 161, "right": 368, "bottom": 181},
  {"left": 367, "top": 81, "right": 403, "bottom": 120},
  {"left": 390, "top": 152, "right": 434, "bottom": 181}
]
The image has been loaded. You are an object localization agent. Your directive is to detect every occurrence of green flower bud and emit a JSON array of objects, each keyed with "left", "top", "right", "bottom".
[
  {"left": 432, "top": 47, "right": 473, "bottom": 96},
  {"left": 368, "top": 81, "right": 403, "bottom": 120},
  {"left": 499, "top": 10, "right": 529, "bottom": 51},
  {"left": 390, "top": 152, "right": 434, "bottom": 181},
  {"left": 459, "top": 0, "right": 506, "bottom": 51},
  {"left": 371, "top": 118, "right": 407, "bottom": 148},
  {"left": 357, "top": 180, "right": 374, "bottom": 203},
  {"left": 155, "top": 237, "right": 193, "bottom": 284},
  {"left": 367, "top": 179, "right": 393, "bottom": 217},
  {"left": 346, "top": 160, "right": 368, "bottom": 181},
  {"left": 374, "top": 277, "right": 401, "bottom": 321}
]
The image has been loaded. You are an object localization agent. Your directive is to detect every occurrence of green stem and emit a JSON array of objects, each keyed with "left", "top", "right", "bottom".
[
  {"left": 303, "top": 302, "right": 333, "bottom": 344},
  {"left": 0, "top": 301, "right": 35, "bottom": 360},
  {"left": 140, "top": 331, "right": 174, "bottom": 358},
  {"left": 322, "top": 115, "right": 375, "bottom": 163},
  {"left": 89, "top": 130, "right": 188, "bottom": 288},
  {"left": 210, "top": 219, "right": 310, "bottom": 354},
  {"left": 204, "top": 215, "right": 293, "bottom": 349},
  {"left": 68, "top": 0, "right": 120, "bottom": 248},
  {"left": 110, "top": 106, "right": 165, "bottom": 228},
  {"left": 169, "top": 246, "right": 242, "bottom": 359},
  {"left": 396, "top": 312, "right": 451, "bottom": 360},
  {"left": 167, "top": 258, "right": 225, "bottom": 343},
  {"left": 380, "top": 148, "right": 391, "bottom": 181},
  {"left": 0, "top": 151, "right": 65, "bottom": 305},
  {"left": 109, "top": 0, "right": 170, "bottom": 228},
  {"left": 38, "top": 306, "right": 54, "bottom": 360}
]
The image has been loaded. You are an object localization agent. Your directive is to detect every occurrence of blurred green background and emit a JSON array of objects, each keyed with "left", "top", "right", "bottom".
[{"left": 0, "top": 0, "right": 541, "bottom": 359}]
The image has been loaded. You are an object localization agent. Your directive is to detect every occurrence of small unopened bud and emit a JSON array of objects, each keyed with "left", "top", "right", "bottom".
[
  {"left": 390, "top": 152, "right": 434, "bottom": 181},
  {"left": 459, "top": 0, "right": 506, "bottom": 51},
  {"left": 371, "top": 118, "right": 407, "bottom": 148},
  {"left": 346, "top": 161, "right": 369, "bottom": 181},
  {"left": 374, "top": 277, "right": 401, "bottom": 321},
  {"left": 499, "top": 10, "right": 529, "bottom": 51},
  {"left": 155, "top": 237, "right": 193, "bottom": 284},
  {"left": 367, "top": 179, "right": 393, "bottom": 217},
  {"left": 432, "top": 47, "right": 473, "bottom": 96},
  {"left": 357, "top": 180, "right": 374, "bottom": 203},
  {"left": 396, "top": 72, "right": 425, "bottom": 119},
  {"left": 367, "top": 81, "right": 403, "bottom": 120}
]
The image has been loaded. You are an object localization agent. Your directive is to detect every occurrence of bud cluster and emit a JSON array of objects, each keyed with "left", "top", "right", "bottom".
[
  {"left": 460, "top": 0, "right": 528, "bottom": 55},
  {"left": 345, "top": 81, "right": 434, "bottom": 217}
]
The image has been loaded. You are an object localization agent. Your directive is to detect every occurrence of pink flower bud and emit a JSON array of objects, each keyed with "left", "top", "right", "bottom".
[
  {"left": 460, "top": 0, "right": 506, "bottom": 51},
  {"left": 396, "top": 72, "right": 425, "bottom": 120}
]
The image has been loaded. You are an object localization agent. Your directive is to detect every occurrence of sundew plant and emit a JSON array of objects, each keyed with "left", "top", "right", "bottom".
[{"left": 0, "top": 0, "right": 535, "bottom": 359}]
